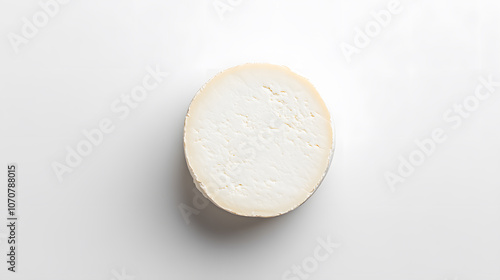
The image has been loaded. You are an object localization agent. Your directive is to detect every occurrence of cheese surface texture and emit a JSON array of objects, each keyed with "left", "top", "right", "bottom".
[{"left": 184, "top": 64, "right": 333, "bottom": 217}]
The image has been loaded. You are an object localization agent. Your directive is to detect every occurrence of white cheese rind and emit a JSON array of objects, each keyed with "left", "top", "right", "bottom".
[{"left": 184, "top": 63, "right": 334, "bottom": 217}]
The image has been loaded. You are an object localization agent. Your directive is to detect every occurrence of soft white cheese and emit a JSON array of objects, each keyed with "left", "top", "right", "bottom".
[{"left": 184, "top": 63, "right": 334, "bottom": 217}]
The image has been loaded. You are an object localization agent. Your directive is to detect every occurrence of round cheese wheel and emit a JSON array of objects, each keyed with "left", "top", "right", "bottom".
[{"left": 184, "top": 63, "right": 334, "bottom": 217}]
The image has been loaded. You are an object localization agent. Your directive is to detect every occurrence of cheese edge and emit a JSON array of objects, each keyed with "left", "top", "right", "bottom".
[{"left": 183, "top": 63, "right": 335, "bottom": 218}]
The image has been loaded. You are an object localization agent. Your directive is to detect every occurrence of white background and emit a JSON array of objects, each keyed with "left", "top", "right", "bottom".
[{"left": 1, "top": 0, "right": 500, "bottom": 279}]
